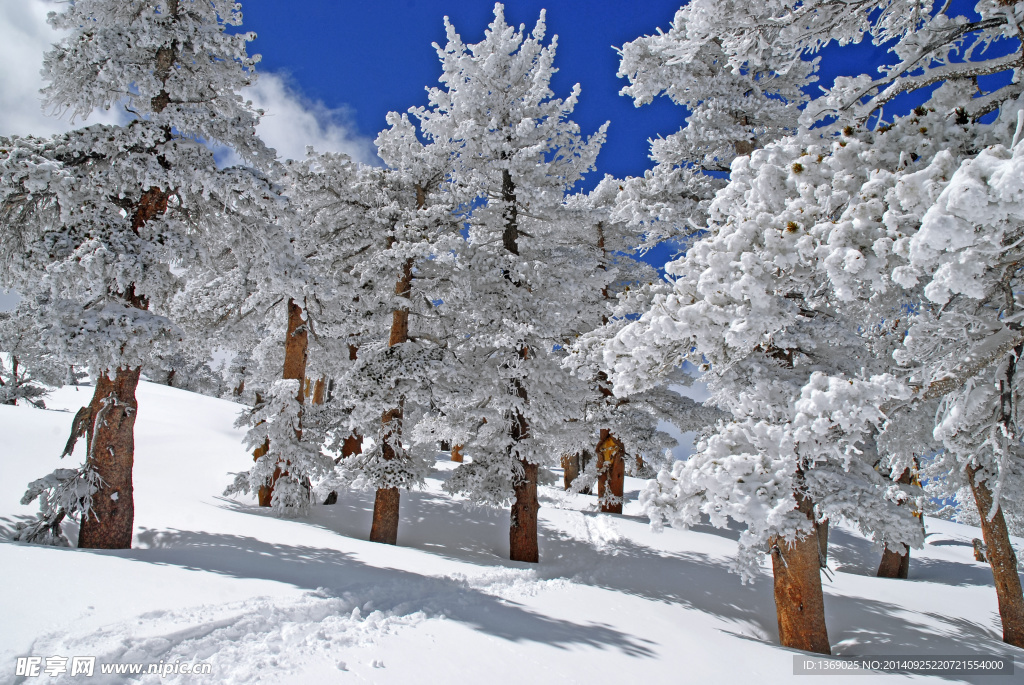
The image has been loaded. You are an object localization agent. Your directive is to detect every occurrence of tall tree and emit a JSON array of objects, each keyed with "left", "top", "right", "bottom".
[
  {"left": 3, "top": 0, "right": 276, "bottom": 548},
  {"left": 399, "top": 4, "right": 607, "bottom": 562}
]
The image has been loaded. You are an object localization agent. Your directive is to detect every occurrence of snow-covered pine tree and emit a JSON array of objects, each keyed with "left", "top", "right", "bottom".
[
  {"left": 605, "top": 0, "right": 1024, "bottom": 652},
  {"left": 222, "top": 151, "right": 376, "bottom": 516},
  {"left": 344, "top": 114, "right": 464, "bottom": 544},
  {"left": 1, "top": 0, "right": 277, "bottom": 548},
  {"left": 0, "top": 306, "right": 66, "bottom": 408},
  {"left": 398, "top": 4, "right": 607, "bottom": 562},
  {"left": 725, "top": 0, "right": 1024, "bottom": 648},
  {"left": 883, "top": 112, "right": 1024, "bottom": 647},
  {"left": 565, "top": 177, "right": 726, "bottom": 512}
]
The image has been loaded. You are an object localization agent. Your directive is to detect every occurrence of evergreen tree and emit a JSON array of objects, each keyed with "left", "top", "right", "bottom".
[
  {"left": 397, "top": 4, "right": 607, "bottom": 562},
  {"left": 2, "top": 0, "right": 278, "bottom": 548},
  {"left": 599, "top": 0, "right": 1024, "bottom": 652}
]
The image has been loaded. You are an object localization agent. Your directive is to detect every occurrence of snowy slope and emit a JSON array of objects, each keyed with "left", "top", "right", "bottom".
[{"left": 1, "top": 381, "right": 1022, "bottom": 684}]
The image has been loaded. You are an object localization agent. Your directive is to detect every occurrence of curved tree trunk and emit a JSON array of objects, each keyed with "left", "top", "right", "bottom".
[
  {"left": 877, "top": 468, "right": 914, "bottom": 579},
  {"left": 968, "top": 465, "right": 1024, "bottom": 647},
  {"left": 770, "top": 488, "right": 831, "bottom": 654},
  {"left": 77, "top": 366, "right": 142, "bottom": 549},
  {"left": 597, "top": 430, "right": 625, "bottom": 514}
]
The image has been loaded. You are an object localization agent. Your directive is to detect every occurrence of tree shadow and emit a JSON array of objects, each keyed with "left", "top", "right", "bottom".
[
  {"left": 826, "top": 526, "right": 998, "bottom": 587},
  {"left": 116, "top": 528, "right": 655, "bottom": 658},
  {"left": 287, "top": 484, "right": 1024, "bottom": 671}
]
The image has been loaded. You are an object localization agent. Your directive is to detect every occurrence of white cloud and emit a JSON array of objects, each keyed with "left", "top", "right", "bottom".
[
  {"left": 243, "top": 73, "right": 378, "bottom": 166},
  {"left": 0, "top": 0, "right": 123, "bottom": 137},
  {"left": 0, "top": 1, "right": 377, "bottom": 166}
]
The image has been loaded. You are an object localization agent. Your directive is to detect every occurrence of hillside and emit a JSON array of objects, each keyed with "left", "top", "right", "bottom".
[{"left": 1, "top": 381, "right": 1021, "bottom": 684}]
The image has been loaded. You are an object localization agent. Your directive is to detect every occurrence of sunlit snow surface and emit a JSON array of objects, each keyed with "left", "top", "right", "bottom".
[{"left": 1, "top": 381, "right": 1021, "bottom": 683}]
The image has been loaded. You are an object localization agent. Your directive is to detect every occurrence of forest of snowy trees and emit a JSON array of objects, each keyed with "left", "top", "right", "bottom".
[{"left": 2, "top": 0, "right": 1023, "bottom": 658}]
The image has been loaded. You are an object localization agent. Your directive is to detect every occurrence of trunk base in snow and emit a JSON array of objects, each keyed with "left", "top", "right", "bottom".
[
  {"left": 78, "top": 367, "right": 141, "bottom": 550},
  {"left": 877, "top": 469, "right": 913, "bottom": 579},
  {"left": 510, "top": 460, "right": 539, "bottom": 563},
  {"left": 770, "top": 492, "right": 830, "bottom": 655},
  {"left": 369, "top": 487, "right": 400, "bottom": 545},
  {"left": 877, "top": 546, "right": 910, "bottom": 579}
]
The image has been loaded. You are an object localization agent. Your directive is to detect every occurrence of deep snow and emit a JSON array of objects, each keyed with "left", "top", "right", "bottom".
[{"left": 0, "top": 380, "right": 1021, "bottom": 683}]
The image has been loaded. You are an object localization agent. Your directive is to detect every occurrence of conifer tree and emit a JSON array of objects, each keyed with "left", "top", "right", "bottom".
[
  {"left": 396, "top": 4, "right": 607, "bottom": 562},
  {"left": 605, "top": 0, "right": 1024, "bottom": 652},
  {"left": 2, "top": 0, "right": 277, "bottom": 548}
]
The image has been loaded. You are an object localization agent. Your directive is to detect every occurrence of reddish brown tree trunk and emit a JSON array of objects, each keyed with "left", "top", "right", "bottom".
[
  {"left": 254, "top": 441, "right": 274, "bottom": 506},
  {"left": 78, "top": 366, "right": 142, "bottom": 549},
  {"left": 451, "top": 444, "right": 464, "bottom": 462},
  {"left": 77, "top": 186, "right": 170, "bottom": 548},
  {"left": 770, "top": 489, "right": 831, "bottom": 654},
  {"left": 510, "top": 460, "right": 539, "bottom": 563},
  {"left": 878, "top": 468, "right": 914, "bottom": 579},
  {"left": 341, "top": 434, "right": 363, "bottom": 458},
  {"left": 259, "top": 299, "right": 308, "bottom": 505},
  {"left": 282, "top": 300, "right": 309, "bottom": 390},
  {"left": 561, "top": 453, "right": 579, "bottom": 490},
  {"left": 312, "top": 377, "right": 326, "bottom": 405},
  {"left": 369, "top": 486, "right": 400, "bottom": 543},
  {"left": 507, "top": 356, "right": 537, "bottom": 562},
  {"left": 968, "top": 465, "right": 1024, "bottom": 647},
  {"left": 597, "top": 430, "right": 625, "bottom": 514},
  {"left": 369, "top": 252, "right": 414, "bottom": 545}
]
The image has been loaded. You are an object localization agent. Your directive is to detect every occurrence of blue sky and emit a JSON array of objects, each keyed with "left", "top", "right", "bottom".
[
  {"left": 232, "top": 0, "right": 917, "bottom": 183},
  {"left": 237, "top": 0, "right": 688, "bottom": 182}
]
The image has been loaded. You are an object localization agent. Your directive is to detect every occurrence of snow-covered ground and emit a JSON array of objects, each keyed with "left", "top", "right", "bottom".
[{"left": 1, "top": 381, "right": 1021, "bottom": 684}]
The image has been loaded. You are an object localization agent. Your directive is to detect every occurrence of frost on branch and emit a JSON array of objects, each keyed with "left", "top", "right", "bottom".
[{"left": 13, "top": 467, "right": 104, "bottom": 546}]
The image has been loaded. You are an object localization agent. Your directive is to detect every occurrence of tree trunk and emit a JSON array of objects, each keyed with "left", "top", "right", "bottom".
[
  {"left": 967, "top": 465, "right": 1024, "bottom": 647},
  {"left": 368, "top": 487, "right": 400, "bottom": 544},
  {"left": 877, "top": 468, "right": 914, "bottom": 579},
  {"left": 340, "top": 434, "right": 363, "bottom": 458},
  {"left": 259, "top": 299, "right": 308, "bottom": 506},
  {"left": 816, "top": 517, "right": 829, "bottom": 567},
  {"left": 770, "top": 488, "right": 831, "bottom": 654},
  {"left": 561, "top": 453, "right": 579, "bottom": 490},
  {"left": 254, "top": 438, "right": 274, "bottom": 507},
  {"left": 282, "top": 300, "right": 309, "bottom": 390},
  {"left": 369, "top": 248, "right": 415, "bottom": 545},
  {"left": 78, "top": 186, "right": 170, "bottom": 548},
  {"left": 77, "top": 366, "right": 142, "bottom": 549},
  {"left": 511, "top": 460, "right": 539, "bottom": 563},
  {"left": 507, "top": 357, "right": 537, "bottom": 562},
  {"left": 597, "top": 430, "right": 625, "bottom": 514},
  {"left": 497, "top": 168, "right": 539, "bottom": 562},
  {"left": 451, "top": 444, "right": 464, "bottom": 462},
  {"left": 336, "top": 345, "right": 362, "bottom": 462}
]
